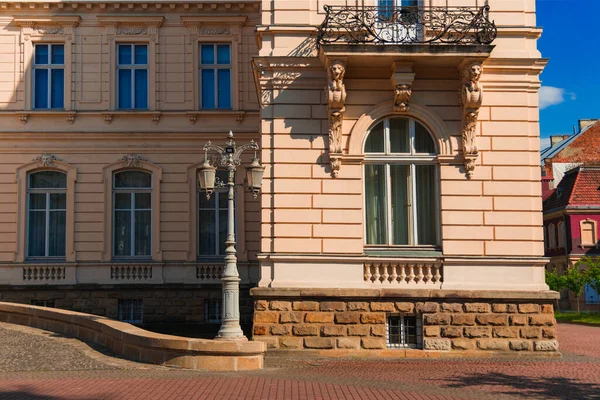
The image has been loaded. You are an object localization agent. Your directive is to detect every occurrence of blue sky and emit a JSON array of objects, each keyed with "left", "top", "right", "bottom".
[{"left": 537, "top": 0, "right": 598, "bottom": 139}]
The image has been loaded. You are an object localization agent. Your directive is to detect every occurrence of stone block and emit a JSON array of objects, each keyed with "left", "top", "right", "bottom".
[
  {"left": 464, "top": 303, "right": 491, "bottom": 313},
  {"left": 347, "top": 325, "right": 369, "bottom": 336},
  {"left": 395, "top": 302, "right": 415, "bottom": 313},
  {"left": 253, "top": 325, "right": 269, "bottom": 336},
  {"left": 518, "top": 304, "right": 540, "bottom": 314},
  {"left": 510, "top": 315, "right": 528, "bottom": 326},
  {"left": 322, "top": 325, "right": 345, "bottom": 337},
  {"left": 336, "top": 312, "right": 360, "bottom": 324},
  {"left": 463, "top": 327, "right": 491, "bottom": 338},
  {"left": 337, "top": 337, "right": 360, "bottom": 349},
  {"left": 542, "top": 327, "right": 557, "bottom": 339},
  {"left": 423, "top": 313, "right": 450, "bottom": 325},
  {"left": 424, "top": 326, "right": 440, "bottom": 337},
  {"left": 320, "top": 302, "right": 346, "bottom": 312},
  {"left": 360, "top": 312, "right": 385, "bottom": 324},
  {"left": 520, "top": 327, "right": 541, "bottom": 339},
  {"left": 293, "top": 325, "right": 318, "bottom": 336},
  {"left": 271, "top": 325, "right": 292, "bottom": 336},
  {"left": 370, "top": 302, "right": 396, "bottom": 312},
  {"left": 255, "top": 311, "right": 279, "bottom": 324},
  {"left": 451, "top": 314, "right": 476, "bottom": 326},
  {"left": 529, "top": 315, "right": 555, "bottom": 327},
  {"left": 304, "top": 337, "right": 335, "bottom": 349},
  {"left": 293, "top": 301, "right": 319, "bottom": 311},
  {"left": 452, "top": 339, "right": 475, "bottom": 350},
  {"left": 441, "top": 303, "right": 463, "bottom": 313},
  {"left": 254, "top": 337, "right": 278, "bottom": 349},
  {"left": 347, "top": 302, "right": 369, "bottom": 311},
  {"left": 361, "top": 338, "right": 386, "bottom": 349},
  {"left": 476, "top": 314, "right": 508, "bottom": 326},
  {"left": 279, "top": 337, "right": 303, "bottom": 350},
  {"left": 423, "top": 339, "right": 451, "bottom": 351},
  {"left": 509, "top": 340, "right": 531, "bottom": 351},
  {"left": 477, "top": 339, "right": 509, "bottom": 351},
  {"left": 492, "top": 327, "right": 519, "bottom": 338},
  {"left": 305, "top": 312, "right": 334, "bottom": 324},
  {"left": 534, "top": 340, "right": 558, "bottom": 352},
  {"left": 507, "top": 304, "right": 518, "bottom": 313},
  {"left": 270, "top": 301, "right": 292, "bottom": 311},
  {"left": 371, "top": 325, "right": 386, "bottom": 337},
  {"left": 280, "top": 312, "right": 304, "bottom": 324},
  {"left": 491, "top": 304, "right": 508, "bottom": 313},
  {"left": 416, "top": 302, "right": 440, "bottom": 313},
  {"left": 541, "top": 304, "right": 554, "bottom": 314},
  {"left": 441, "top": 326, "right": 462, "bottom": 338}
]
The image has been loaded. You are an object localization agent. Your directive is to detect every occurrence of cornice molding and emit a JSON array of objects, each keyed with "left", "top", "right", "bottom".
[
  {"left": 180, "top": 15, "right": 247, "bottom": 27},
  {"left": 97, "top": 15, "right": 164, "bottom": 27},
  {"left": 0, "top": 1, "right": 259, "bottom": 12},
  {"left": 13, "top": 15, "right": 81, "bottom": 27}
]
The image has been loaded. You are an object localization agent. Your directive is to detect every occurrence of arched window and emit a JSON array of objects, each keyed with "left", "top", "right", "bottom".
[
  {"left": 27, "top": 171, "right": 67, "bottom": 258},
  {"left": 557, "top": 221, "right": 566, "bottom": 249},
  {"left": 364, "top": 116, "right": 437, "bottom": 246},
  {"left": 548, "top": 223, "right": 556, "bottom": 249},
  {"left": 113, "top": 170, "right": 152, "bottom": 257},
  {"left": 581, "top": 219, "right": 597, "bottom": 246}
]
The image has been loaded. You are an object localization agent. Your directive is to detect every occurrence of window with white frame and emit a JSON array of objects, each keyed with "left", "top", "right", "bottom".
[
  {"left": 117, "top": 43, "right": 148, "bottom": 109},
  {"left": 548, "top": 223, "right": 556, "bottom": 249},
  {"left": 198, "top": 170, "right": 229, "bottom": 257},
  {"left": 364, "top": 117, "right": 438, "bottom": 246},
  {"left": 32, "top": 44, "right": 64, "bottom": 109},
  {"left": 27, "top": 171, "right": 67, "bottom": 258},
  {"left": 387, "top": 314, "right": 421, "bottom": 348},
  {"left": 113, "top": 171, "right": 152, "bottom": 258},
  {"left": 199, "top": 43, "right": 231, "bottom": 109}
]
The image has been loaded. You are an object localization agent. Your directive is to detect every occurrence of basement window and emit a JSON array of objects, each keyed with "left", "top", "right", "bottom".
[
  {"left": 204, "top": 299, "right": 222, "bottom": 323},
  {"left": 118, "top": 299, "right": 143, "bottom": 324},
  {"left": 30, "top": 299, "right": 55, "bottom": 308},
  {"left": 386, "top": 314, "right": 421, "bottom": 349}
]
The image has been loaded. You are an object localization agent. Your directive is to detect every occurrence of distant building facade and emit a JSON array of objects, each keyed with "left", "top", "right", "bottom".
[{"left": 0, "top": 0, "right": 558, "bottom": 354}]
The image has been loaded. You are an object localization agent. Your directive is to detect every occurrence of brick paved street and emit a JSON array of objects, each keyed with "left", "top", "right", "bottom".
[{"left": 0, "top": 322, "right": 599, "bottom": 399}]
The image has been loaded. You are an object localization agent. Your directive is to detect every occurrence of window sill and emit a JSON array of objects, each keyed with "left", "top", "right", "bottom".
[
  {"left": 364, "top": 247, "right": 442, "bottom": 258},
  {"left": 24, "top": 258, "right": 67, "bottom": 264}
]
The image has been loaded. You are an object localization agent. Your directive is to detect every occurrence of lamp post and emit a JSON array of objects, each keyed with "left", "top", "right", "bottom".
[{"left": 198, "top": 130, "right": 264, "bottom": 340}]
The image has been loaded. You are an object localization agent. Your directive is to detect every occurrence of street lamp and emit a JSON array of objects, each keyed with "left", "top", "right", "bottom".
[{"left": 198, "top": 130, "right": 264, "bottom": 340}]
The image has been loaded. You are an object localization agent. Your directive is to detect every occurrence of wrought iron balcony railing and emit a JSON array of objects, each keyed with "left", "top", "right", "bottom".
[{"left": 317, "top": 5, "right": 497, "bottom": 47}]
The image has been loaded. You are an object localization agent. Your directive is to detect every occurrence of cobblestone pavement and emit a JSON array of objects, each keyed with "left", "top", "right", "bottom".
[{"left": 0, "top": 322, "right": 599, "bottom": 400}]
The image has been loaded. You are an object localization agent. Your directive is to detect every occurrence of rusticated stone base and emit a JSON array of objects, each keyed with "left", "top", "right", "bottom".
[{"left": 250, "top": 288, "right": 559, "bottom": 354}]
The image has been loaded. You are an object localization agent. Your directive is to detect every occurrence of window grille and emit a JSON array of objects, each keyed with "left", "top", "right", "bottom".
[
  {"left": 386, "top": 314, "right": 421, "bottom": 349},
  {"left": 118, "top": 299, "right": 144, "bottom": 324},
  {"left": 204, "top": 299, "right": 222, "bottom": 323}
]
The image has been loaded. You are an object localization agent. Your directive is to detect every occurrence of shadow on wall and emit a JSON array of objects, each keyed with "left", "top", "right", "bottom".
[
  {"left": 444, "top": 372, "right": 600, "bottom": 400},
  {"left": 0, "top": 389, "right": 95, "bottom": 400}
]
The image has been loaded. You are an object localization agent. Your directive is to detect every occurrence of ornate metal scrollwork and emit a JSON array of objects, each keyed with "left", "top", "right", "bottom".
[{"left": 317, "top": 5, "right": 497, "bottom": 47}]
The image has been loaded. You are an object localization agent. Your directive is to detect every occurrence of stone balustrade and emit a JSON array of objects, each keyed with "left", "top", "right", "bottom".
[
  {"left": 23, "top": 266, "right": 66, "bottom": 282},
  {"left": 364, "top": 262, "right": 442, "bottom": 286},
  {"left": 196, "top": 264, "right": 224, "bottom": 282}
]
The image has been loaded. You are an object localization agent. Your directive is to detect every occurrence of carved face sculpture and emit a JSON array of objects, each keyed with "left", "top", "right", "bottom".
[
  {"left": 468, "top": 63, "right": 482, "bottom": 81},
  {"left": 329, "top": 62, "right": 345, "bottom": 82}
]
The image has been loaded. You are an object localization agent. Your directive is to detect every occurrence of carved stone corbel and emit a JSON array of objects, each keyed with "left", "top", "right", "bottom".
[
  {"left": 390, "top": 63, "right": 415, "bottom": 113},
  {"left": 459, "top": 61, "right": 484, "bottom": 179},
  {"left": 33, "top": 153, "right": 60, "bottom": 167},
  {"left": 326, "top": 59, "right": 346, "bottom": 178}
]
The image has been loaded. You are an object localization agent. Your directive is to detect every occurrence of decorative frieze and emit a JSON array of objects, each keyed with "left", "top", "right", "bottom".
[
  {"left": 33, "top": 153, "right": 60, "bottom": 167},
  {"left": 326, "top": 59, "right": 346, "bottom": 178},
  {"left": 22, "top": 266, "right": 66, "bottom": 282},
  {"left": 119, "top": 154, "right": 146, "bottom": 168},
  {"left": 459, "top": 61, "right": 484, "bottom": 179}
]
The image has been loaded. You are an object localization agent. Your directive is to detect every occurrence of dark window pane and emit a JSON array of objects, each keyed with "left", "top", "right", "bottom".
[
  {"left": 135, "top": 192, "right": 151, "bottom": 209},
  {"left": 114, "top": 193, "right": 131, "bottom": 210},
  {"left": 365, "top": 164, "right": 387, "bottom": 245},
  {"left": 118, "top": 44, "right": 132, "bottom": 65},
  {"left": 114, "top": 171, "right": 152, "bottom": 188},
  {"left": 217, "top": 44, "right": 230, "bottom": 64},
  {"left": 51, "top": 45, "right": 64, "bottom": 64},
  {"left": 389, "top": 118, "right": 410, "bottom": 153},
  {"left": 415, "top": 121, "right": 436, "bottom": 153},
  {"left": 114, "top": 210, "right": 131, "bottom": 256},
  {"left": 35, "top": 44, "right": 49, "bottom": 65},
  {"left": 134, "top": 210, "right": 151, "bottom": 256},
  {"left": 134, "top": 45, "right": 147, "bottom": 65},
  {"left": 118, "top": 69, "right": 132, "bottom": 108},
  {"left": 217, "top": 69, "right": 231, "bottom": 109},
  {"left": 390, "top": 165, "right": 410, "bottom": 245},
  {"left": 134, "top": 69, "right": 148, "bottom": 108},
  {"left": 219, "top": 209, "right": 227, "bottom": 255},
  {"left": 218, "top": 191, "right": 228, "bottom": 209},
  {"left": 49, "top": 193, "right": 66, "bottom": 210},
  {"left": 29, "top": 193, "right": 46, "bottom": 210},
  {"left": 416, "top": 165, "right": 437, "bottom": 245},
  {"left": 34, "top": 69, "right": 49, "bottom": 109},
  {"left": 28, "top": 211, "right": 46, "bottom": 257},
  {"left": 48, "top": 210, "right": 66, "bottom": 257},
  {"left": 201, "top": 44, "right": 214, "bottom": 64},
  {"left": 198, "top": 209, "right": 216, "bottom": 256},
  {"left": 29, "top": 171, "right": 66, "bottom": 189},
  {"left": 365, "top": 121, "right": 384, "bottom": 153},
  {"left": 199, "top": 192, "right": 216, "bottom": 209},
  {"left": 201, "top": 69, "right": 215, "bottom": 109},
  {"left": 50, "top": 69, "right": 64, "bottom": 108}
]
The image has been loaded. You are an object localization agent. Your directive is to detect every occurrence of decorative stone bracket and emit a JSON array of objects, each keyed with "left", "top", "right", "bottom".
[
  {"left": 459, "top": 60, "right": 484, "bottom": 179},
  {"left": 391, "top": 62, "right": 415, "bottom": 113},
  {"left": 326, "top": 58, "right": 347, "bottom": 178}
]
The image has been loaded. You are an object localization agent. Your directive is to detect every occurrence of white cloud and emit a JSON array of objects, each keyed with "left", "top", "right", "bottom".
[{"left": 539, "top": 86, "right": 576, "bottom": 110}]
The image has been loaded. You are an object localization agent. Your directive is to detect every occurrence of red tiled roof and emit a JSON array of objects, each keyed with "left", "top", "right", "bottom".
[{"left": 543, "top": 167, "right": 600, "bottom": 211}]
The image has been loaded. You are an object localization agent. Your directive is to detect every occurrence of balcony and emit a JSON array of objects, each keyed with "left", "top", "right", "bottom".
[{"left": 316, "top": 5, "right": 496, "bottom": 64}]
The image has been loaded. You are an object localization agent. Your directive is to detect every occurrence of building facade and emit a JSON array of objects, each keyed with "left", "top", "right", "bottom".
[{"left": 0, "top": 0, "right": 558, "bottom": 354}]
